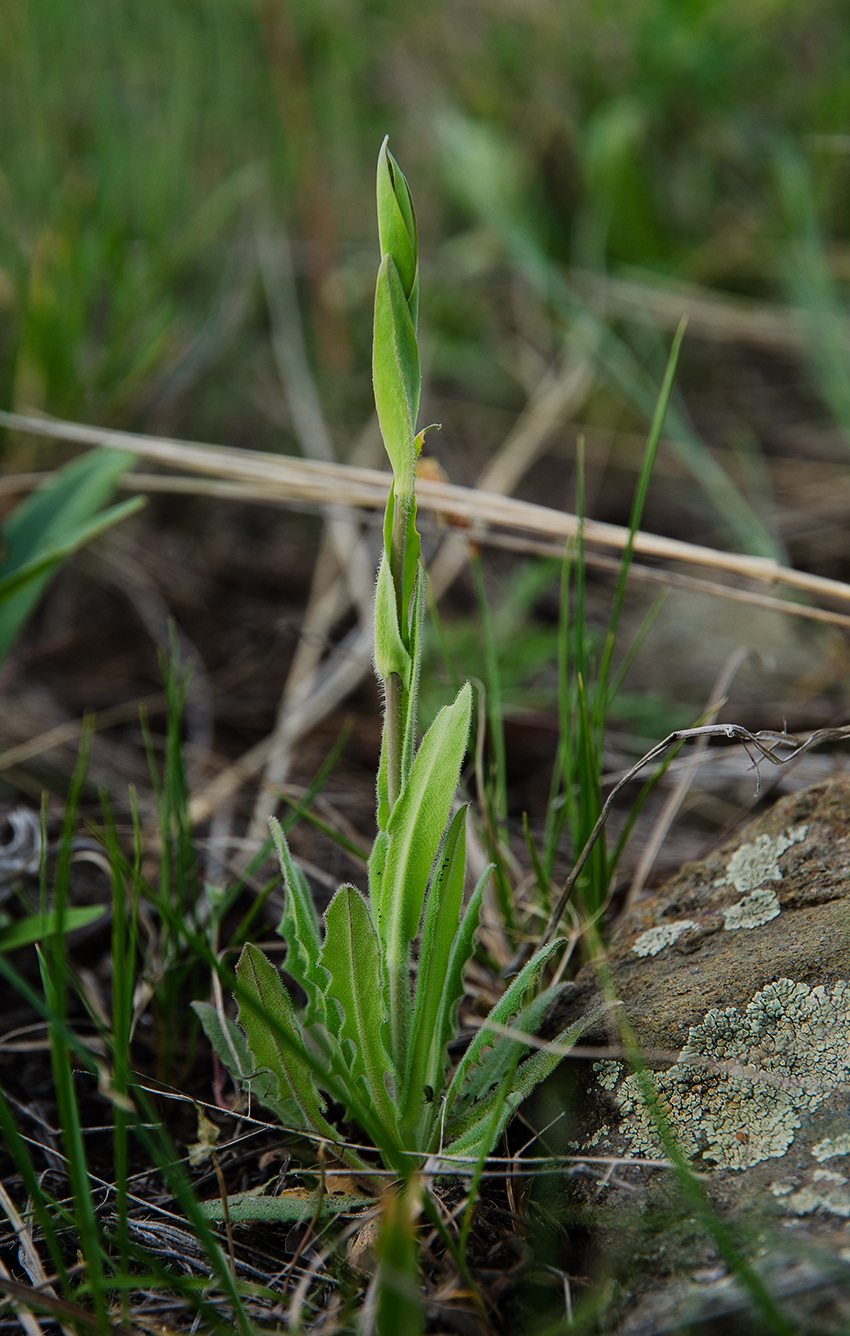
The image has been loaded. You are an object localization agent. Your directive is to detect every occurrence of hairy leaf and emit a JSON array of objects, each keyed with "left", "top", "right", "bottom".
[
  {"left": 432, "top": 867, "right": 489, "bottom": 1097},
  {"left": 457, "top": 982, "right": 564, "bottom": 1111},
  {"left": 320, "top": 886, "right": 395, "bottom": 1123},
  {"left": 270, "top": 818, "right": 328, "bottom": 1027},
  {"left": 379, "top": 682, "right": 472, "bottom": 962},
  {"left": 198, "top": 1189, "right": 376, "bottom": 1224},
  {"left": 373, "top": 255, "right": 420, "bottom": 498},
  {"left": 368, "top": 827, "right": 389, "bottom": 918},
  {"left": 374, "top": 552, "right": 411, "bottom": 685},
  {"left": 442, "top": 1006, "right": 608, "bottom": 1160},
  {"left": 441, "top": 936, "right": 566, "bottom": 1116},
  {"left": 377, "top": 137, "right": 418, "bottom": 318},
  {"left": 191, "top": 1000, "right": 304, "bottom": 1127},
  {"left": 236, "top": 944, "right": 337, "bottom": 1139}
]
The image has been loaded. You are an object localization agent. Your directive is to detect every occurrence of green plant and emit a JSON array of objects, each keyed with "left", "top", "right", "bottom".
[
  {"left": 0, "top": 445, "right": 142, "bottom": 664},
  {"left": 0, "top": 733, "right": 257, "bottom": 1335},
  {"left": 194, "top": 141, "right": 599, "bottom": 1187}
]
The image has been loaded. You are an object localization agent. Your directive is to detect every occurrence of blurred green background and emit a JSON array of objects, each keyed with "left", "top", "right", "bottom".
[{"left": 3, "top": 0, "right": 850, "bottom": 474}]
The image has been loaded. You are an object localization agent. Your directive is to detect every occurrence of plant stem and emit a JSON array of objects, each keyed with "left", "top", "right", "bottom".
[
  {"left": 385, "top": 486, "right": 411, "bottom": 815},
  {"left": 386, "top": 671, "right": 404, "bottom": 811}
]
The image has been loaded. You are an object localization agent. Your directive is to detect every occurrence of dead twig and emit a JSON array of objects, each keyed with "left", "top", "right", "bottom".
[{"left": 539, "top": 719, "right": 850, "bottom": 949}]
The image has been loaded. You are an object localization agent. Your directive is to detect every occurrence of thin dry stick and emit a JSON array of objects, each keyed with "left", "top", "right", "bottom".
[
  {"left": 3, "top": 409, "right": 849, "bottom": 609},
  {"left": 539, "top": 720, "right": 850, "bottom": 950},
  {"left": 0, "top": 1180, "right": 66, "bottom": 1336},
  {"left": 7, "top": 465, "right": 845, "bottom": 626},
  {"left": 46, "top": 467, "right": 845, "bottom": 628},
  {"left": 625, "top": 646, "right": 751, "bottom": 907},
  {"left": 480, "top": 532, "right": 850, "bottom": 629}
]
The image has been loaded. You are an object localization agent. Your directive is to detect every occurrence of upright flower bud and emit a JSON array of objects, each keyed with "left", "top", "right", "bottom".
[
  {"left": 376, "top": 136, "right": 419, "bottom": 327},
  {"left": 373, "top": 139, "right": 421, "bottom": 503}
]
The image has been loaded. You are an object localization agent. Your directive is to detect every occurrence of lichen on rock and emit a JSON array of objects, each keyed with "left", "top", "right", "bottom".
[
  {"left": 814, "top": 1133, "right": 850, "bottom": 1162},
  {"left": 723, "top": 887, "right": 781, "bottom": 931},
  {"left": 715, "top": 824, "right": 809, "bottom": 931},
  {"left": 632, "top": 920, "right": 700, "bottom": 957},
  {"left": 595, "top": 977, "right": 850, "bottom": 1171},
  {"left": 716, "top": 824, "right": 809, "bottom": 894},
  {"left": 773, "top": 1169, "right": 850, "bottom": 1219}
]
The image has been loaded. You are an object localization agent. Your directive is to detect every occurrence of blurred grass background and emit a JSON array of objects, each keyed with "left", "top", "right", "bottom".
[
  {"left": 3, "top": 0, "right": 850, "bottom": 779},
  {"left": 2, "top": 0, "right": 850, "bottom": 454}
]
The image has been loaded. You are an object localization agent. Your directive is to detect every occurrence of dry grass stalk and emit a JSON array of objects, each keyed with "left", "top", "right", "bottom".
[{"left": 2, "top": 410, "right": 849, "bottom": 612}]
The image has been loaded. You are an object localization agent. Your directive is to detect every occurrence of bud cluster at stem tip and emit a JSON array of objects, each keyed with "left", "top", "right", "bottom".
[{"left": 372, "top": 137, "right": 421, "bottom": 506}]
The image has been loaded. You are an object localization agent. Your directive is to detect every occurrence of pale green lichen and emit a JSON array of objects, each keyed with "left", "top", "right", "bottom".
[
  {"left": 594, "top": 1060, "right": 623, "bottom": 1091},
  {"left": 716, "top": 825, "right": 808, "bottom": 931},
  {"left": 774, "top": 1169, "right": 850, "bottom": 1218},
  {"left": 723, "top": 888, "right": 781, "bottom": 931},
  {"left": 596, "top": 978, "right": 850, "bottom": 1170},
  {"left": 716, "top": 824, "right": 808, "bottom": 894},
  {"left": 813, "top": 1133, "right": 850, "bottom": 1162},
  {"left": 632, "top": 920, "right": 700, "bottom": 957}
]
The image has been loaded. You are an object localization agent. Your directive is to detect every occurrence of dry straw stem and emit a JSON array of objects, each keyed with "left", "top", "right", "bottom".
[
  {"left": 2, "top": 410, "right": 849, "bottom": 616},
  {"left": 571, "top": 267, "right": 809, "bottom": 355},
  {"left": 626, "top": 647, "right": 751, "bottom": 907}
]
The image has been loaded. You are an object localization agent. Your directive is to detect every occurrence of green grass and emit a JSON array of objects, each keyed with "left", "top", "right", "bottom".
[{"left": 2, "top": 0, "right": 850, "bottom": 463}]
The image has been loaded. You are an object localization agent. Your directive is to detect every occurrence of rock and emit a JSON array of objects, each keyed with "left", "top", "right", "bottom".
[{"left": 554, "top": 777, "right": 850, "bottom": 1333}]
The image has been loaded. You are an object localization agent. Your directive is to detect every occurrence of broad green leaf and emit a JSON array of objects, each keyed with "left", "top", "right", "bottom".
[
  {"left": 0, "top": 448, "right": 139, "bottom": 663},
  {"left": 3, "top": 448, "right": 133, "bottom": 555},
  {"left": 441, "top": 936, "right": 565, "bottom": 1117},
  {"left": 380, "top": 683, "right": 471, "bottom": 1074},
  {"left": 0, "top": 496, "right": 144, "bottom": 661},
  {"left": 379, "top": 682, "right": 472, "bottom": 963},
  {"left": 236, "top": 944, "right": 337, "bottom": 1140},
  {"left": 198, "top": 1189, "right": 376, "bottom": 1224},
  {"left": 377, "top": 137, "right": 418, "bottom": 320},
  {"left": 400, "top": 806, "right": 467, "bottom": 1126},
  {"left": 191, "top": 1000, "right": 254, "bottom": 1082},
  {"left": 374, "top": 552, "right": 411, "bottom": 685},
  {"left": 190, "top": 999, "right": 304, "bottom": 1128},
  {"left": 442, "top": 1006, "right": 608, "bottom": 1160},
  {"left": 319, "top": 886, "right": 395, "bottom": 1124},
  {"left": 0, "top": 905, "right": 105, "bottom": 952},
  {"left": 373, "top": 254, "right": 420, "bottom": 498},
  {"left": 270, "top": 818, "right": 328, "bottom": 1028}
]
